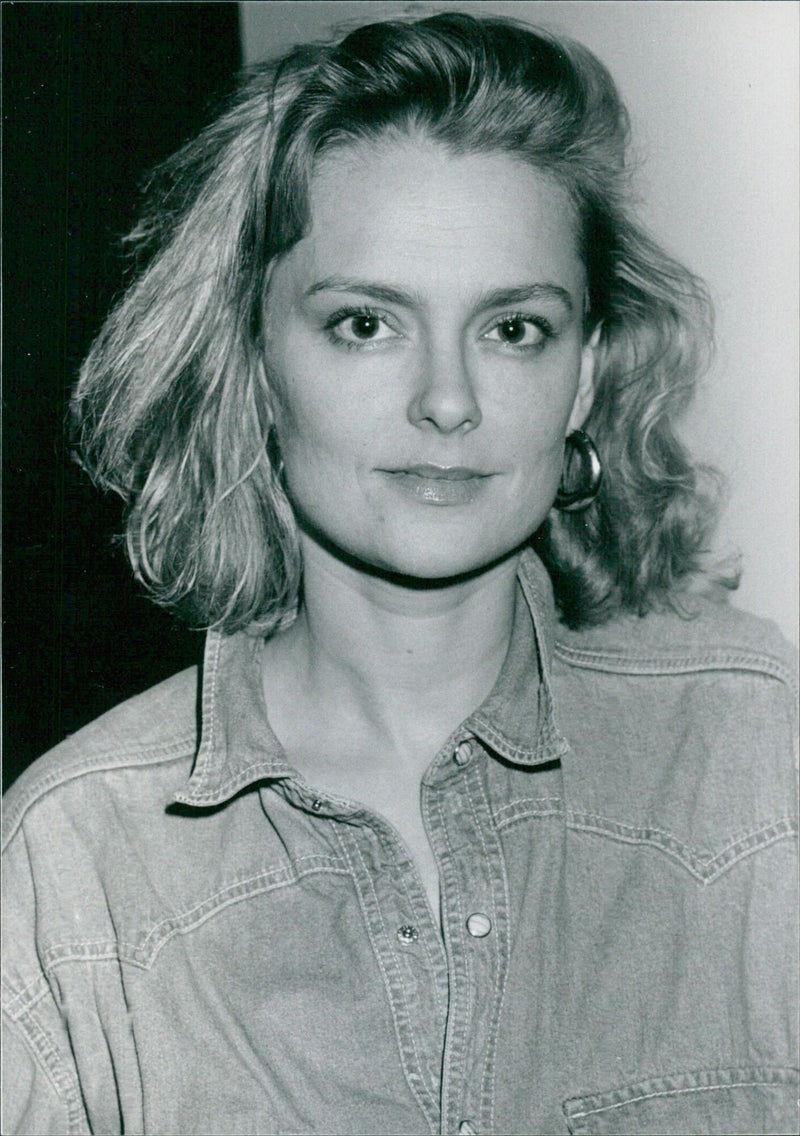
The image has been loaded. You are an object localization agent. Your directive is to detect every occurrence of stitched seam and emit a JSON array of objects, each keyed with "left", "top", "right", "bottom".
[
  {"left": 141, "top": 856, "right": 346, "bottom": 965},
  {"left": 708, "top": 817, "right": 798, "bottom": 860},
  {"left": 2, "top": 972, "right": 50, "bottom": 1020},
  {"left": 350, "top": 834, "right": 436, "bottom": 1118},
  {"left": 569, "top": 812, "right": 797, "bottom": 859},
  {"left": 468, "top": 715, "right": 536, "bottom": 761},
  {"left": 464, "top": 769, "right": 494, "bottom": 1113},
  {"left": 566, "top": 812, "right": 797, "bottom": 881},
  {"left": 495, "top": 804, "right": 799, "bottom": 854},
  {"left": 496, "top": 807, "right": 563, "bottom": 830},
  {"left": 175, "top": 759, "right": 289, "bottom": 804},
  {"left": 494, "top": 797, "right": 564, "bottom": 828},
  {"left": 42, "top": 939, "right": 142, "bottom": 968},
  {"left": 142, "top": 854, "right": 342, "bottom": 942},
  {"left": 473, "top": 767, "right": 511, "bottom": 1135},
  {"left": 433, "top": 787, "right": 472, "bottom": 1122},
  {"left": 3, "top": 1002, "right": 88, "bottom": 1133},
  {"left": 570, "top": 1077, "right": 797, "bottom": 1119},
  {"left": 2, "top": 1009, "right": 63, "bottom": 1109},
  {"left": 518, "top": 569, "right": 549, "bottom": 675},
  {"left": 2, "top": 738, "right": 196, "bottom": 849},
  {"left": 192, "top": 632, "right": 222, "bottom": 793},
  {"left": 334, "top": 829, "right": 437, "bottom": 1130},
  {"left": 394, "top": 854, "right": 446, "bottom": 1025},
  {"left": 493, "top": 808, "right": 563, "bottom": 836},
  {"left": 434, "top": 791, "right": 469, "bottom": 998},
  {"left": 554, "top": 642, "right": 794, "bottom": 686},
  {"left": 470, "top": 713, "right": 568, "bottom": 763},
  {"left": 40, "top": 857, "right": 348, "bottom": 971},
  {"left": 420, "top": 789, "right": 450, "bottom": 1035}
]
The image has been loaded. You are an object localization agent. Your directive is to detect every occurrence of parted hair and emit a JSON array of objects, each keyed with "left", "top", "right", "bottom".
[{"left": 74, "top": 11, "right": 736, "bottom": 634}]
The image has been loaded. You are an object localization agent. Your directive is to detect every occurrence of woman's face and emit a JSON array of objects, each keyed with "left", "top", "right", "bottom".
[{"left": 266, "top": 133, "right": 596, "bottom": 581}]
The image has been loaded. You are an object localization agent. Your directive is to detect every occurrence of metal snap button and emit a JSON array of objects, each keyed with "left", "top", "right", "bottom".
[
  {"left": 453, "top": 740, "right": 473, "bottom": 766},
  {"left": 396, "top": 924, "right": 419, "bottom": 944},
  {"left": 310, "top": 798, "right": 324, "bottom": 812},
  {"left": 466, "top": 912, "right": 492, "bottom": 938}
]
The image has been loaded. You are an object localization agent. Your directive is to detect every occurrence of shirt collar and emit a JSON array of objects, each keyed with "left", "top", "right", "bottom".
[
  {"left": 174, "top": 548, "right": 568, "bottom": 808},
  {"left": 465, "top": 548, "right": 569, "bottom": 766}
]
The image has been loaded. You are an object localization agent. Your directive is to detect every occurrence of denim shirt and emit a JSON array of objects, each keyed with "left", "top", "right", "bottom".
[{"left": 3, "top": 551, "right": 798, "bottom": 1136}]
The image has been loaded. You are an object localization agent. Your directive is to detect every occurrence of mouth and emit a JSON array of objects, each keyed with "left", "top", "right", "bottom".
[
  {"left": 395, "top": 464, "right": 490, "bottom": 480},
  {"left": 379, "top": 465, "right": 493, "bottom": 505}
]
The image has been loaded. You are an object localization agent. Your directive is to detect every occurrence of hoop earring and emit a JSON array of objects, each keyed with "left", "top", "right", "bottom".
[
  {"left": 554, "top": 429, "right": 603, "bottom": 512},
  {"left": 266, "top": 429, "right": 286, "bottom": 484}
]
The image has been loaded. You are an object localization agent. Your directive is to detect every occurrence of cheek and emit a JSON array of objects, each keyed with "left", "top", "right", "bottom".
[
  {"left": 269, "top": 348, "right": 336, "bottom": 454},
  {"left": 496, "top": 367, "right": 580, "bottom": 460},
  {"left": 271, "top": 371, "right": 364, "bottom": 492}
]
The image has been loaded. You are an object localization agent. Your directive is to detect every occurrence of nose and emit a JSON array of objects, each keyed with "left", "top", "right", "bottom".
[{"left": 406, "top": 341, "right": 482, "bottom": 434}]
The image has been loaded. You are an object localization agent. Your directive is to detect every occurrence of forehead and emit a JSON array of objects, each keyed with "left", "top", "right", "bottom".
[{"left": 283, "top": 134, "right": 585, "bottom": 298}]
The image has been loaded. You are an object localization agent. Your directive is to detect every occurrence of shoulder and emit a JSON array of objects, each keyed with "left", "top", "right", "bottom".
[
  {"left": 554, "top": 594, "right": 797, "bottom": 688},
  {"left": 2, "top": 665, "right": 200, "bottom": 851},
  {"left": 552, "top": 595, "right": 797, "bottom": 754},
  {"left": 551, "top": 598, "right": 797, "bottom": 876}
]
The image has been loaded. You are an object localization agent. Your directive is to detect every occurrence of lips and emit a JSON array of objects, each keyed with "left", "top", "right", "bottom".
[
  {"left": 386, "top": 464, "right": 490, "bottom": 480},
  {"left": 380, "top": 464, "right": 492, "bottom": 505}
]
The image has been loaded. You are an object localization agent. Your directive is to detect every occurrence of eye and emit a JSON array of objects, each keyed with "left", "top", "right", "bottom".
[
  {"left": 481, "top": 315, "right": 550, "bottom": 349},
  {"left": 326, "top": 308, "right": 399, "bottom": 347}
]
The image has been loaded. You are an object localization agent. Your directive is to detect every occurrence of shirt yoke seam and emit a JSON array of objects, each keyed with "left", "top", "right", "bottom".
[
  {"left": 568, "top": 812, "right": 797, "bottom": 882},
  {"left": 3, "top": 736, "right": 198, "bottom": 850},
  {"left": 140, "top": 855, "right": 347, "bottom": 965},
  {"left": 35, "top": 856, "right": 350, "bottom": 972},
  {"left": 554, "top": 642, "right": 795, "bottom": 688},
  {"left": 494, "top": 806, "right": 797, "bottom": 881},
  {"left": 494, "top": 797, "right": 564, "bottom": 827}
]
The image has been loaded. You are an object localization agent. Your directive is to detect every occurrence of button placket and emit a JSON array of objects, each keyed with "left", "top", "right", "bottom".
[
  {"left": 333, "top": 823, "right": 445, "bottom": 1126},
  {"left": 431, "top": 755, "right": 508, "bottom": 1136}
]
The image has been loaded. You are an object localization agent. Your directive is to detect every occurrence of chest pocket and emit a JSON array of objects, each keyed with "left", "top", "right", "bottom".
[{"left": 562, "top": 1067, "right": 799, "bottom": 1135}]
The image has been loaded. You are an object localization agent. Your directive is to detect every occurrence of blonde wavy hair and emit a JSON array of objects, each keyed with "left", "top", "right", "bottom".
[{"left": 74, "top": 12, "right": 736, "bottom": 634}]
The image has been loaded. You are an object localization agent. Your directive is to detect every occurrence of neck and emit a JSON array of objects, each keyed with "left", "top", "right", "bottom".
[{"left": 267, "top": 538, "right": 521, "bottom": 762}]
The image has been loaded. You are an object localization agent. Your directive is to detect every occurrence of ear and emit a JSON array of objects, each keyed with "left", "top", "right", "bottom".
[{"left": 567, "top": 322, "right": 602, "bottom": 433}]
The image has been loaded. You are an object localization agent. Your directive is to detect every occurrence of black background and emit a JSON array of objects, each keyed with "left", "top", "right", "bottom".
[{"left": 3, "top": 3, "right": 242, "bottom": 789}]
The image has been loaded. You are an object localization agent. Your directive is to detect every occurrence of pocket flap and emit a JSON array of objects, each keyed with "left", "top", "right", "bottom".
[{"left": 563, "top": 1066, "right": 799, "bottom": 1135}]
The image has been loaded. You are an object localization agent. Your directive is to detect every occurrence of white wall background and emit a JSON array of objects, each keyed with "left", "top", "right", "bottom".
[{"left": 241, "top": 0, "right": 799, "bottom": 646}]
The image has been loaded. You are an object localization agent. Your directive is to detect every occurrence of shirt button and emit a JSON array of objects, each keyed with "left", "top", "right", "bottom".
[
  {"left": 453, "top": 740, "right": 474, "bottom": 766},
  {"left": 459, "top": 1122, "right": 478, "bottom": 1135},
  {"left": 396, "top": 924, "right": 420, "bottom": 944},
  {"left": 466, "top": 912, "right": 492, "bottom": 938}
]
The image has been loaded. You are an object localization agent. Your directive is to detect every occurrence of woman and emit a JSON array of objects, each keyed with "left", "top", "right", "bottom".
[{"left": 3, "top": 12, "right": 797, "bottom": 1135}]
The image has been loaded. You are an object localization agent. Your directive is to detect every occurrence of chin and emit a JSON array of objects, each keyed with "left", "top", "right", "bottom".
[
  {"left": 362, "top": 537, "right": 525, "bottom": 586},
  {"left": 299, "top": 508, "right": 534, "bottom": 585}
]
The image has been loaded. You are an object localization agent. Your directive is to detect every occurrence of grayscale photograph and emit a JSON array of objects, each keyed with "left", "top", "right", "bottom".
[{"left": 3, "top": 3, "right": 798, "bottom": 1133}]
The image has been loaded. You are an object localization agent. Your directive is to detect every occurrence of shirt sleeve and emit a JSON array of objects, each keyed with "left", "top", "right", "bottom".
[
  {"left": 1, "top": 1014, "right": 77, "bottom": 1136},
  {"left": 2, "top": 807, "right": 91, "bottom": 1136}
]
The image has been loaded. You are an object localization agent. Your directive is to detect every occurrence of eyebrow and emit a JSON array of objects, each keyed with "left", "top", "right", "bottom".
[
  {"left": 304, "top": 277, "right": 423, "bottom": 307},
  {"left": 304, "top": 276, "right": 574, "bottom": 314},
  {"left": 475, "top": 284, "right": 574, "bottom": 315}
]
